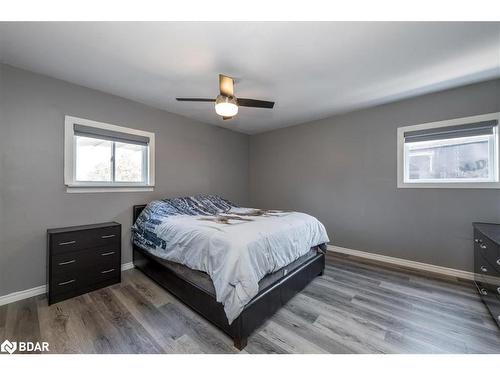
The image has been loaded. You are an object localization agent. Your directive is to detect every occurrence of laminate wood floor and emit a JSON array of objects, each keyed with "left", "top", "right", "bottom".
[{"left": 1, "top": 252, "right": 499, "bottom": 354}]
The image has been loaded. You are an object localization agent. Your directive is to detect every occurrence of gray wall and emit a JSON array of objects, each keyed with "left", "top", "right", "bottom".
[
  {"left": 1, "top": 63, "right": 499, "bottom": 297},
  {"left": 0, "top": 64, "right": 249, "bottom": 296},
  {"left": 250, "top": 79, "right": 500, "bottom": 272}
]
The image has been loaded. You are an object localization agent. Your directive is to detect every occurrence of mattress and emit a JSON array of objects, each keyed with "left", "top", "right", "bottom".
[{"left": 139, "top": 246, "right": 320, "bottom": 299}]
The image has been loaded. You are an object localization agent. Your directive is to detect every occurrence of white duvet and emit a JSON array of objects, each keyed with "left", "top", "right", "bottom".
[{"left": 143, "top": 207, "right": 329, "bottom": 323}]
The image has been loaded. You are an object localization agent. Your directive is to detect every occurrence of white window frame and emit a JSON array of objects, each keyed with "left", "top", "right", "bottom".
[
  {"left": 397, "top": 112, "right": 500, "bottom": 189},
  {"left": 64, "top": 116, "right": 155, "bottom": 193}
]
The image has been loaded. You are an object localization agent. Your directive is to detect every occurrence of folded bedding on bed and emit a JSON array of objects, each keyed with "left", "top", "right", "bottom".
[{"left": 132, "top": 195, "right": 329, "bottom": 324}]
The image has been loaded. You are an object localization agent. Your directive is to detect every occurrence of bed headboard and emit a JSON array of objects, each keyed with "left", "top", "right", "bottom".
[{"left": 133, "top": 204, "right": 147, "bottom": 223}]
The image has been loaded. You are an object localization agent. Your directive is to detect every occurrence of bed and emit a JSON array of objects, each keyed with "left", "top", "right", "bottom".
[{"left": 131, "top": 195, "right": 328, "bottom": 350}]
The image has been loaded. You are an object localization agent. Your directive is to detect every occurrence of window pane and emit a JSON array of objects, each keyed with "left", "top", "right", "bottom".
[
  {"left": 75, "top": 136, "right": 112, "bottom": 182},
  {"left": 115, "top": 142, "right": 146, "bottom": 182},
  {"left": 405, "top": 135, "right": 493, "bottom": 182}
]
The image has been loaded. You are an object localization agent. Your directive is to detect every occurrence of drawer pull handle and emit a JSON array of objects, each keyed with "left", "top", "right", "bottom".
[
  {"left": 101, "top": 268, "right": 115, "bottom": 274},
  {"left": 479, "top": 243, "right": 487, "bottom": 249},
  {"left": 480, "top": 288, "right": 488, "bottom": 296},
  {"left": 480, "top": 265, "right": 488, "bottom": 273},
  {"left": 58, "top": 279, "right": 76, "bottom": 286},
  {"left": 58, "top": 259, "right": 76, "bottom": 266},
  {"left": 497, "top": 259, "right": 500, "bottom": 266},
  {"left": 474, "top": 238, "right": 482, "bottom": 243},
  {"left": 101, "top": 251, "right": 115, "bottom": 256},
  {"left": 58, "top": 240, "right": 76, "bottom": 246},
  {"left": 101, "top": 235, "right": 116, "bottom": 239}
]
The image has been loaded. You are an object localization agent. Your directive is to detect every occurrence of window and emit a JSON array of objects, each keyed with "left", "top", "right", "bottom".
[
  {"left": 397, "top": 113, "right": 500, "bottom": 188},
  {"left": 64, "top": 116, "right": 155, "bottom": 192}
]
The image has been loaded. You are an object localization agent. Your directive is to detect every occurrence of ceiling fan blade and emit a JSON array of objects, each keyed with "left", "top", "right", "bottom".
[
  {"left": 237, "top": 98, "right": 275, "bottom": 109},
  {"left": 219, "top": 74, "right": 234, "bottom": 97},
  {"left": 222, "top": 116, "right": 233, "bottom": 121},
  {"left": 176, "top": 98, "right": 215, "bottom": 102}
]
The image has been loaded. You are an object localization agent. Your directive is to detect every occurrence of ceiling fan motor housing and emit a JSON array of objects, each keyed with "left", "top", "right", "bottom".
[{"left": 215, "top": 94, "right": 238, "bottom": 117}]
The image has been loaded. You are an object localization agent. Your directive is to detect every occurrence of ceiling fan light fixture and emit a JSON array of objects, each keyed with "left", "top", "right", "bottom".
[{"left": 215, "top": 95, "right": 238, "bottom": 117}]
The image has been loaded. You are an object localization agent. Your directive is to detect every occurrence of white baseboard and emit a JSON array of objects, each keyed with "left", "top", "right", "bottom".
[
  {"left": 328, "top": 245, "right": 474, "bottom": 281},
  {"left": 0, "top": 262, "right": 135, "bottom": 307},
  {"left": 121, "top": 262, "right": 134, "bottom": 271},
  {"left": 0, "top": 285, "right": 48, "bottom": 307}
]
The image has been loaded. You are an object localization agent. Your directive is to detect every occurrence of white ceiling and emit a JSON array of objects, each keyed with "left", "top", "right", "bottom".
[{"left": 0, "top": 22, "right": 499, "bottom": 134}]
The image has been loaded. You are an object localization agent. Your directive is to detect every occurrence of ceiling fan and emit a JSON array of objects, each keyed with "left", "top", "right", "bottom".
[{"left": 176, "top": 74, "right": 275, "bottom": 120}]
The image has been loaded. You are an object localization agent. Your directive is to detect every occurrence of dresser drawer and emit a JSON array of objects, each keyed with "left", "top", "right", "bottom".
[
  {"left": 50, "top": 225, "right": 120, "bottom": 254},
  {"left": 88, "top": 246, "right": 121, "bottom": 263},
  {"left": 474, "top": 229, "right": 500, "bottom": 273},
  {"left": 474, "top": 248, "right": 500, "bottom": 279},
  {"left": 90, "top": 226, "right": 121, "bottom": 248},
  {"left": 50, "top": 231, "right": 87, "bottom": 253},
  {"left": 475, "top": 276, "right": 500, "bottom": 298},
  {"left": 475, "top": 281, "right": 500, "bottom": 325},
  {"left": 51, "top": 250, "right": 87, "bottom": 275},
  {"left": 50, "top": 272, "right": 81, "bottom": 295},
  {"left": 88, "top": 261, "right": 120, "bottom": 285}
]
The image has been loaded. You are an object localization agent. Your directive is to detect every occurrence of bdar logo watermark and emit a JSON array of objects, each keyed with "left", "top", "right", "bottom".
[
  {"left": 1, "top": 340, "right": 16, "bottom": 354},
  {"left": 1, "top": 339, "right": 49, "bottom": 354}
]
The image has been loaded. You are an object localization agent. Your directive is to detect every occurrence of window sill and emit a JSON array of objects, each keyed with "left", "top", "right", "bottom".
[
  {"left": 66, "top": 185, "right": 154, "bottom": 193},
  {"left": 397, "top": 182, "right": 500, "bottom": 189}
]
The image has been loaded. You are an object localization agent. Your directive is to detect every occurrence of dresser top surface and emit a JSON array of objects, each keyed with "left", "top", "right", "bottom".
[
  {"left": 473, "top": 222, "right": 500, "bottom": 244},
  {"left": 47, "top": 221, "right": 120, "bottom": 234}
]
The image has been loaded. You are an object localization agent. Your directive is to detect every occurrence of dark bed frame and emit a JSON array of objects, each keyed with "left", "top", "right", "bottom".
[{"left": 132, "top": 204, "right": 325, "bottom": 350}]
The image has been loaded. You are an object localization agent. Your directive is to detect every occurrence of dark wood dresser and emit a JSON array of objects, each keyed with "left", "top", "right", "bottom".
[
  {"left": 47, "top": 222, "right": 121, "bottom": 305},
  {"left": 473, "top": 222, "right": 500, "bottom": 327}
]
